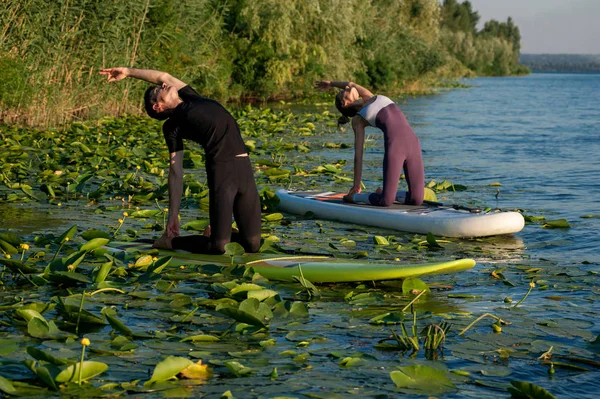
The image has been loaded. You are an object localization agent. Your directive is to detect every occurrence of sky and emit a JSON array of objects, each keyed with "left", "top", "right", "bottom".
[{"left": 466, "top": 0, "right": 600, "bottom": 54}]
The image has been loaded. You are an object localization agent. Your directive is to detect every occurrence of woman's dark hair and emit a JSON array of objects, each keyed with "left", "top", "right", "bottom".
[
  {"left": 335, "top": 90, "right": 357, "bottom": 125},
  {"left": 144, "top": 85, "right": 170, "bottom": 120}
]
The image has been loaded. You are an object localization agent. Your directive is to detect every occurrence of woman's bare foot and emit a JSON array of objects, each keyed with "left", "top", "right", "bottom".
[
  {"left": 342, "top": 193, "right": 355, "bottom": 203},
  {"left": 376, "top": 187, "right": 382, "bottom": 194},
  {"left": 152, "top": 233, "right": 173, "bottom": 250},
  {"left": 203, "top": 225, "right": 211, "bottom": 237}
]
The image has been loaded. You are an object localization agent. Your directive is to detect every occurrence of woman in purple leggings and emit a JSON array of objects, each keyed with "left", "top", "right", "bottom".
[{"left": 316, "top": 80, "right": 424, "bottom": 206}]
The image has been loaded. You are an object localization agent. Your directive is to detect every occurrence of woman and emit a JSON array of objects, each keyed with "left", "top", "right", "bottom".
[
  {"left": 100, "top": 67, "right": 261, "bottom": 254},
  {"left": 316, "top": 80, "right": 424, "bottom": 206}
]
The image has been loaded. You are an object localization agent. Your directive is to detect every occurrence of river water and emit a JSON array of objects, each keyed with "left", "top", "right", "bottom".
[
  {"left": 1, "top": 73, "right": 599, "bottom": 398},
  {"left": 403, "top": 73, "right": 600, "bottom": 265}
]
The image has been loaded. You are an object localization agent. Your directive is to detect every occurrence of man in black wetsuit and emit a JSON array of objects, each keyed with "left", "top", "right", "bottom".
[{"left": 100, "top": 67, "right": 261, "bottom": 254}]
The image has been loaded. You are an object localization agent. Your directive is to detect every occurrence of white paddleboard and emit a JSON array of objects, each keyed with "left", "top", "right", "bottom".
[{"left": 275, "top": 189, "right": 524, "bottom": 238}]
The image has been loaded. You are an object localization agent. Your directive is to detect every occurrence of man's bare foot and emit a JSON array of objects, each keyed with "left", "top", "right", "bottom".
[{"left": 153, "top": 233, "right": 173, "bottom": 250}]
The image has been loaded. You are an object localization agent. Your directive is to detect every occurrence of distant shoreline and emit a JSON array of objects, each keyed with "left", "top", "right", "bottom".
[{"left": 520, "top": 53, "right": 600, "bottom": 73}]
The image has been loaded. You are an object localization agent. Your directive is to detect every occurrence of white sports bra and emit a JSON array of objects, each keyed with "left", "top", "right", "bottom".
[{"left": 357, "top": 95, "right": 394, "bottom": 126}]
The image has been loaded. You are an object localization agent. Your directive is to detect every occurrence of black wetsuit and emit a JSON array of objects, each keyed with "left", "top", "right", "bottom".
[{"left": 162, "top": 86, "right": 261, "bottom": 254}]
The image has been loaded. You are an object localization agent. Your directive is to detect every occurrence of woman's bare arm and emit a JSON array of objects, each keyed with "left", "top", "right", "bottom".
[{"left": 99, "top": 67, "right": 186, "bottom": 90}]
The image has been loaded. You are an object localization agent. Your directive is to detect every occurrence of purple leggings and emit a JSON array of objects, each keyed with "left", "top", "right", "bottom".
[{"left": 367, "top": 105, "right": 424, "bottom": 206}]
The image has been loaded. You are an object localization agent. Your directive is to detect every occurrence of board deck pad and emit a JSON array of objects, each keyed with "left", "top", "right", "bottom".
[
  {"left": 276, "top": 189, "right": 525, "bottom": 238},
  {"left": 106, "top": 241, "right": 476, "bottom": 283}
]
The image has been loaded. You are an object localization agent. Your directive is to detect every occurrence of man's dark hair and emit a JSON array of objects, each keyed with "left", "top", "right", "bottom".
[
  {"left": 335, "top": 90, "right": 357, "bottom": 125},
  {"left": 144, "top": 85, "right": 170, "bottom": 120}
]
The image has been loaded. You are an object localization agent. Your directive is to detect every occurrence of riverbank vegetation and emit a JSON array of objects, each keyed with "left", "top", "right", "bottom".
[{"left": 1, "top": 0, "right": 527, "bottom": 126}]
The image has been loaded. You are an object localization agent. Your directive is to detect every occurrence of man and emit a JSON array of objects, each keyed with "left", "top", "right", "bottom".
[{"left": 100, "top": 67, "right": 261, "bottom": 254}]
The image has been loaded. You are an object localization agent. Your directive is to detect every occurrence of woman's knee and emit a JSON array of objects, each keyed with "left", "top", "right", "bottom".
[
  {"left": 406, "top": 191, "right": 424, "bottom": 206},
  {"left": 244, "top": 237, "right": 261, "bottom": 253}
]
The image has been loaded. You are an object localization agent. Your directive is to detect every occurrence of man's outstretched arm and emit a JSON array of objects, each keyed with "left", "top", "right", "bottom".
[{"left": 99, "top": 67, "right": 186, "bottom": 90}]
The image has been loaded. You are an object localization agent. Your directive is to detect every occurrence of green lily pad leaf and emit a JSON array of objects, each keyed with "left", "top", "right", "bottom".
[
  {"left": 27, "top": 347, "right": 73, "bottom": 366},
  {"left": 369, "top": 312, "right": 405, "bottom": 325},
  {"left": 216, "top": 303, "right": 267, "bottom": 328},
  {"left": 289, "top": 302, "right": 309, "bottom": 318},
  {"left": 17, "top": 308, "right": 47, "bottom": 323},
  {"left": 130, "top": 209, "right": 161, "bottom": 218},
  {"left": 48, "top": 271, "right": 92, "bottom": 284},
  {"left": 110, "top": 336, "right": 138, "bottom": 351},
  {"left": 264, "top": 168, "right": 290, "bottom": 177},
  {"left": 145, "top": 356, "right": 192, "bottom": 385},
  {"left": 181, "top": 334, "right": 220, "bottom": 343},
  {"left": 0, "top": 375, "right": 17, "bottom": 395},
  {"left": 46, "top": 250, "right": 87, "bottom": 273},
  {"left": 93, "top": 260, "right": 113, "bottom": 283},
  {"left": 81, "top": 229, "right": 111, "bottom": 240},
  {"left": 224, "top": 242, "right": 245, "bottom": 257},
  {"left": 27, "top": 318, "right": 73, "bottom": 340},
  {"left": 55, "top": 361, "right": 108, "bottom": 383},
  {"left": 423, "top": 187, "right": 437, "bottom": 202},
  {"left": 524, "top": 215, "right": 546, "bottom": 223},
  {"left": 373, "top": 235, "right": 389, "bottom": 245},
  {"left": 0, "top": 238, "right": 18, "bottom": 254},
  {"left": 247, "top": 289, "right": 279, "bottom": 301},
  {"left": 507, "top": 381, "right": 557, "bottom": 399},
  {"left": 57, "top": 225, "right": 78, "bottom": 244},
  {"left": 224, "top": 360, "right": 253, "bottom": 377},
  {"left": 426, "top": 233, "right": 443, "bottom": 248},
  {"left": 181, "top": 219, "right": 209, "bottom": 231},
  {"left": 0, "top": 258, "right": 38, "bottom": 273},
  {"left": 339, "top": 357, "right": 363, "bottom": 367},
  {"left": 80, "top": 238, "right": 110, "bottom": 252},
  {"left": 132, "top": 254, "right": 153, "bottom": 269},
  {"left": 402, "top": 278, "right": 430, "bottom": 295},
  {"left": 240, "top": 297, "right": 273, "bottom": 321},
  {"left": 263, "top": 213, "right": 283, "bottom": 222},
  {"left": 33, "top": 364, "right": 59, "bottom": 390},
  {"left": 229, "top": 283, "right": 263, "bottom": 296},
  {"left": 347, "top": 292, "right": 384, "bottom": 306},
  {"left": 542, "top": 219, "right": 570, "bottom": 229},
  {"left": 101, "top": 308, "right": 133, "bottom": 336},
  {"left": 21, "top": 185, "right": 41, "bottom": 201},
  {"left": 148, "top": 256, "right": 172, "bottom": 274},
  {"left": 390, "top": 364, "right": 455, "bottom": 394},
  {"left": 0, "top": 339, "right": 18, "bottom": 356},
  {"left": 0, "top": 232, "right": 21, "bottom": 246},
  {"left": 56, "top": 302, "right": 106, "bottom": 325},
  {"left": 218, "top": 306, "right": 264, "bottom": 327}
]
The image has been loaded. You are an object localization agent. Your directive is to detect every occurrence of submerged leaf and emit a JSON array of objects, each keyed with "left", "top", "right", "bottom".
[
  {"left": 390, "top": 364, "right": 455, "bottom": 394},
  {"left": 542, "top": 219, "right": 571, "bottom": 229},
  {"left": 507, "top": 381, "right": 557, "bottom": 399}
]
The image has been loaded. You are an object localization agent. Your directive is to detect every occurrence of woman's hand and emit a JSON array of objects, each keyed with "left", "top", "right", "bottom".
[
  {"left": 314, "top": 80, "right": 332, "bottom": 90},
  {"left": 99, "top": 67, "right": 129, "bottom": 82},
  {"left": 343, "top": 185, "right": 361, "bottom": 203}
]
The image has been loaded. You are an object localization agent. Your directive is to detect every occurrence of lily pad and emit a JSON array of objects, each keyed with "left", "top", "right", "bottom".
[
  {"left": 55, "top": 361, "right": 108, "bottom": 383},
  {"left": 390, "top": 364, "right": 456, "bottom": 395}
]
